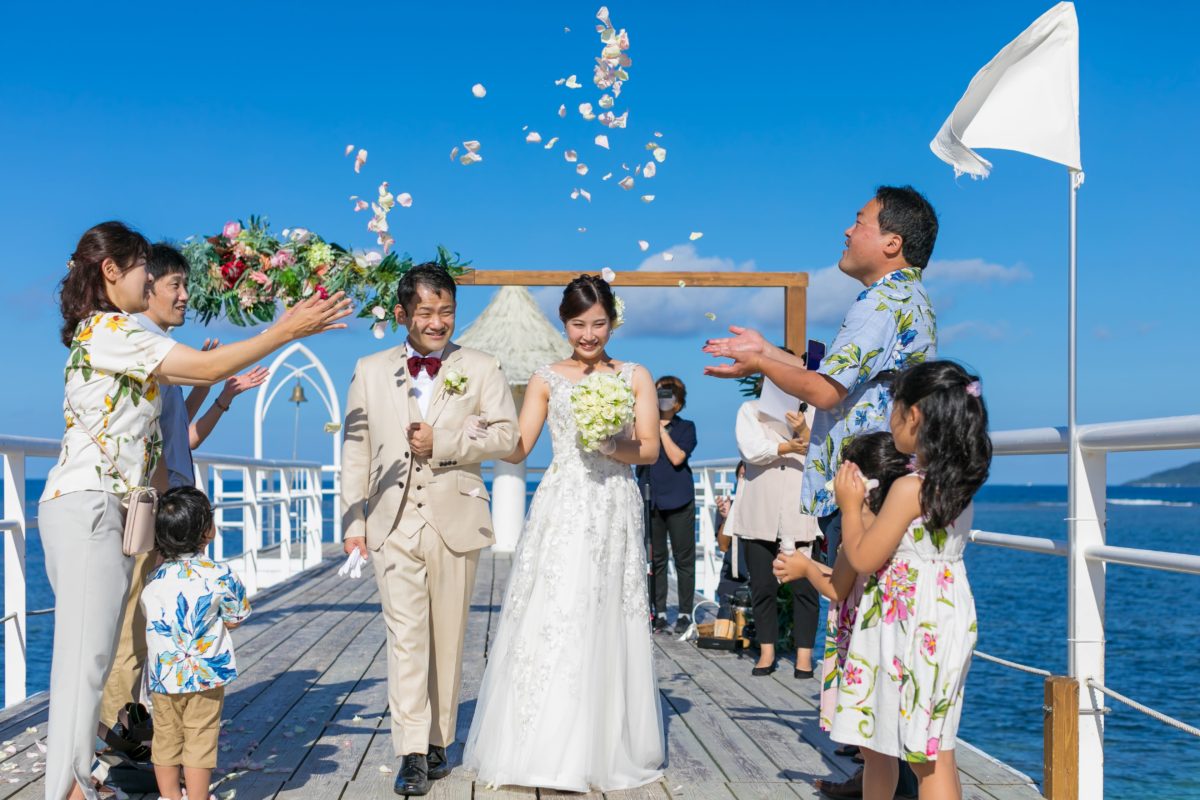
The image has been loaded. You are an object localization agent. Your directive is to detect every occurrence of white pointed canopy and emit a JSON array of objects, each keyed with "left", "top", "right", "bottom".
[{"left": 457, "top": 286, "right": 571, "bottom": 386}]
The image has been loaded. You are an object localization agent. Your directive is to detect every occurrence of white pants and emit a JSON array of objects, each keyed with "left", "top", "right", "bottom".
[{"left": 39, "top": 491, "right": 134, "bottom": 800}]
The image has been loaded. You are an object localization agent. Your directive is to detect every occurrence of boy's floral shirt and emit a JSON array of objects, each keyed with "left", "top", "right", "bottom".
[
  {"left": 141, "top": 556, "right": 251, "bottom": 694},
  {"left": 41, "top": 312, "right": 176, "bottom": 501},
  {"left": 800, "top": 268, "right": 936, "bottom": 517}
]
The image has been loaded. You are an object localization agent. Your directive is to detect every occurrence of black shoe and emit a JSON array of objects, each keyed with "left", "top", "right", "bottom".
[
  {"left": 751, "top": 663, "right": 776, "bottom": 676},
  {"left": 794, "top": 667, "right": 815, "bottom": 679},
  {"left": 426, "top": 745, "right": 451, "bottom": 781},
  {"left": 673, "top": 615, "right": 692, "bottom": 635},
  {"left": 394, "top": 753, "right": 430, "bottom": 796},
  {"left": 652, "top": 614, "right": 669, "bottom": 633}
]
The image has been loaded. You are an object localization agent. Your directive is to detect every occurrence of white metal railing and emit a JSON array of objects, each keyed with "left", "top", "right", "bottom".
[
  {"left": 691, "top": 412, "right": 1200, "bottom": 800},
  {"left": 0, "top": 435, "right": 333, "bottom": 708}
]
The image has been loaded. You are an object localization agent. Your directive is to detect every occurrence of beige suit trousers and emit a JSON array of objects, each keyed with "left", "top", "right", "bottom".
[
  {"left": 99, "top": 550, "right": 157, "bottom": 726},
  {"left": 372, "top": 521, "right": 479, "bottom": 756}
]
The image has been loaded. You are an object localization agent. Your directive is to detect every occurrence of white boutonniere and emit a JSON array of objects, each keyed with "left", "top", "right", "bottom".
[{"left": 442, "top": 368, "right": 468, "bottom": 395}]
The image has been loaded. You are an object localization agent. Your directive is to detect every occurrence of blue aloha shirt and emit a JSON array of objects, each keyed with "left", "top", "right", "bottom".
[
  {"left": 141, "top": 556, "right": 251, "bottom": 694},
  {"left": 800, "top": 267, "right": 937, "bottom": 517}
]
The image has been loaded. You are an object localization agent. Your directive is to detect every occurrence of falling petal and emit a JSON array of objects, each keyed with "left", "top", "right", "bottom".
[
  {"left": 621, "top": 162, "right": 630, "bottom": 171},
  {"left": 596, "top": 6, "right": 610, "bottom": 24},
  {"left": 471, "top": 83, "right": 486, "bottom": 98},
  {"left": 344, "top": 144, "right": 354, "bottom": 156},
  {"left": 565, "top": 74, "right": 581, "bottom": 89},
  {"left": 601, "top": 267, "right": 616, "bottom": 282},
  {"left": 463, "top": 140, "right": 481, "bottom": 152},
  {"left": 460, "top": 152, "right": 483, "bottom": 165},
  {"left": 576, "top": 163, "right": 589, "bottom": 175},
  {"left": 635, "top": 164, "right": 642, "bottom": 175},
  {"left": 594, "top": 134, "right": 609, "bottom": 149},
  {"left": 578, "top": 227, "right": 587, "bottom": 232},
  {"left": 354, "top": 149, "right": 368, "bottom": 173},
  {"left": 544, "top": 136, "right": 559, "bottom": 149},
  {"left": 525, "top": 131, "right": 542, "bottom": 143},
  {"left": 449, "top": 146, "right": 459, "bottom": 160},
  {"left": 379, "top": 765, "right": 393, "bottom": 774},
  {"left": 662, "top": 252, "right": 674, "bottom": 261},
  {"left": 570, "top": 189, "right": 580, "bottom": 200},
  {"left": 689, "top": 231, "right": 703, "bottom": 240},
  {"left": 558, "top": 104, "right": 567, "bottom": 117},
  {"left": 705, "top": 312, "right": 717, "bottom": 321},
  {"left": 678, "top": 280, "right": 687, "bottom": 288},
  {"left": 467, "top": 487, "right": 482, "bottom": 497},
  {"left": 654, "top": 131, "right": 663, "bottom": 137},
  {"left": 578, "top": 102, "right": 593, "bottom": 117},
  {"left": 641, "top": 195, "right": 655, "bottom": 203},
  {"left": 372, "top": 323, "right": 385, "bottom": 340},
  {"left": 601, "top": 172, "right": 613, "bottom": 180},
  {"left": 372, "top": 306, "right": 387, "bottom": 320},
  {"left": 555, "top": 78, "right": 566, "bottom": 86},
  {"left": 618, "top": 176, "right": 634, "bottom": 190},
  {"left": 579, "top": 188, "right": 591, "bottom": 202},
  {"left": 643, "top": 162, "right": 656, "bottom": 178},
  {"left": 522, "top": 124, "right": 528, "bottom": 131},
  {"left": 637, "top": 240, "right": 650, "bottom": 251},
  {"left": 398, "top": 193, "right": 413, "bottom": 208},
  {"left": 354, "top": 200, "right": 369, "bottom": 212},
  {"left": 564, "top": 150, "right": 578, "bottom": 162},
  {"left": 564, "top": 26, "right": 570, "bottom": 32},
  {"left": 598, "top": 94, "right": 614, "bottom": 109},
  {"left": 653, "top": 147, "right": 667, "bottom": 163}
]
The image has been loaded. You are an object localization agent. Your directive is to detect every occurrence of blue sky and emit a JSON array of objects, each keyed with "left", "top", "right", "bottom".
[{"left": 2, "top": 0, "right": 1198, "bottom": 483}]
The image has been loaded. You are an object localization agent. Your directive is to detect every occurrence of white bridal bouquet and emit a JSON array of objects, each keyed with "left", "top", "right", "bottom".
[{"left": 570, "top": 372, "right": 636, "bottom": 452}]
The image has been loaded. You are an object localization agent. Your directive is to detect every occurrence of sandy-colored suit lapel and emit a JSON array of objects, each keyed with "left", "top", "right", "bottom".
[
  {"left": 384, "top": 346, "right": 412, "bottom": 432},
  {"left": 424, "top": 343, "right": 463, "bottom": 427}
]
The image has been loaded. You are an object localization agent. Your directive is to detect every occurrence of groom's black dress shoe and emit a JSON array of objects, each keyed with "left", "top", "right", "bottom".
[
  {"left": 426, "top": 745, "right": 451, "bottom": 780},
  {"left": 393, "top": 753, "right": 430, "bottom": 796}
]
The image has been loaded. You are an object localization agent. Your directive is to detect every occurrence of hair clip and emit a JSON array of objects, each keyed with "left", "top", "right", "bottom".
[
  {"left": 965, "top": 380, "right": 982, "bottom": 397},
  {"left": 66, "top": 258, "right": 77, "bottom": 269}
]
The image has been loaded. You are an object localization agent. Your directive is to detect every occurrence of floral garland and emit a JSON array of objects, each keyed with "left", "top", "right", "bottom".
[{"left": 181, "top": 216, "right": 469, "bottom": 328}]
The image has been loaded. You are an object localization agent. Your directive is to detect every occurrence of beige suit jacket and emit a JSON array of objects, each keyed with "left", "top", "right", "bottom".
[{"left": 340, "top": 342, "right": 519, "bottom": 553}]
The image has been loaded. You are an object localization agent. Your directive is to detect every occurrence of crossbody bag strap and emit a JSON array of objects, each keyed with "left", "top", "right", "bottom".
[{"left": 64, "top": 394, "right": 142, "bottom": 491}]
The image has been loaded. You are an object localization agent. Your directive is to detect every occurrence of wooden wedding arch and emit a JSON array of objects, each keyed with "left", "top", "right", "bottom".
[{"left": 455, "top": 270, "right": 810, "bottom": 352}]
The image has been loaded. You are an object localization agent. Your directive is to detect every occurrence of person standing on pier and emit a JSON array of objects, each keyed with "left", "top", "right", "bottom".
[
  {"left": 100, "top": 242, "right": 268, "bottom": 738},
  {"left": 339, "top": 263, "right": 519, "bottom": 797},
  {"left": 40, "top": 221, "right": 351, "bottom": 800},
  {"left": 704, "top": 186, "right": 939, "bottom": 799}
]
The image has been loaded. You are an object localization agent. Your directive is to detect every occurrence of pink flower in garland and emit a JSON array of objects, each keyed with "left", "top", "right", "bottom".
[
  {"left": 222, "top": 221, "right": 242, "bottom": 240},
  {"left": 270, "top": 250, "right": 295, "bottom": 269}
]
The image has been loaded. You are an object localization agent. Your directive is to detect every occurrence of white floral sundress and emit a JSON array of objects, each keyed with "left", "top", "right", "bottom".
[{"left": 829, "top": 500, "right": 977, "bottom": 762}]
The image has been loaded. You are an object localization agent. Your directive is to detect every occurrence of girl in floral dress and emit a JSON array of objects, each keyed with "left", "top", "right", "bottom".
[{"left": 828, "top": 361, "right": 991, "bottom": 800}]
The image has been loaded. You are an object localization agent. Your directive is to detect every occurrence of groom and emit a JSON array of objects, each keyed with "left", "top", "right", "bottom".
[{"left": 341, "top": 263, "right": 518, "bottom": 796}]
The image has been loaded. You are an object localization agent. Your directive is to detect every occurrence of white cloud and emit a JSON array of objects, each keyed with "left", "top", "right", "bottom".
[{"left": 924, "top": 258, "right": 1031, "bottom": 285}]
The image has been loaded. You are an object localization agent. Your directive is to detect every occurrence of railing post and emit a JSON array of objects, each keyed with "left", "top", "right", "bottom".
[
  {"left": 3, "top": 452, "right": 28, "bottom": 707},
  {"left": 306, "top": 466, "right": 323, "bottom": 569},
  {"left": 210, "top": 468, "right": 224, "bottom": 561},
  {"left": 1069, "top": 446, "right": 1105, "bottom": 797},
  {"left": 242, "top": 466, "right": 260, "bottom": 595},
  {"left": 278, "top": 467, "right": 293, "bottom": 580},
  {"left": 1044, "top": 675, "right": 1079, "bottom": 800}
]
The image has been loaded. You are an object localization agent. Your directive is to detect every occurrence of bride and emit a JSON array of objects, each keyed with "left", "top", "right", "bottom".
[{"left": 463, "top": 274, "right": 666, "bottom": 791}]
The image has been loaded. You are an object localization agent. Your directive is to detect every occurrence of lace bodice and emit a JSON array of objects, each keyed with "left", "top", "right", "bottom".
[{"left": 535, "top": 361, "right": 639, "bottom": 480}]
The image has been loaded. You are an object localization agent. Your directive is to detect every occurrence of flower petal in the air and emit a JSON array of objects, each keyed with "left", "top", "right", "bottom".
[{"left": 471, "top": 83, "right": 486, "bottom": 98}]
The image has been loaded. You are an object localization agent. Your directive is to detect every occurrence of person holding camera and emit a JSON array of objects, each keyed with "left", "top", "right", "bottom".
[{"left": 636, "top": 376, "right": 698, "bottom": 634}]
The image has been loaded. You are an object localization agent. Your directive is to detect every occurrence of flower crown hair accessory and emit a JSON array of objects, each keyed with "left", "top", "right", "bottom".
[{"left": 965, "top": 380, "right": 982, "bottom": 397}]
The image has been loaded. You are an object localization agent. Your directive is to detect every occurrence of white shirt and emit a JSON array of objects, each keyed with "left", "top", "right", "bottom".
[
  {"left": 42, "top": 312, "right": 177, "bottom": 501},
  {"left": 728, "top": 399, "right": 819, "bottom": 543},
  {"left": 406, "top": 341, "right": 445, "bottom": 418}
]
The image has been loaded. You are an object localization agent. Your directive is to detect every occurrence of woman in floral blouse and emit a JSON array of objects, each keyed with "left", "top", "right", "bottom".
[{"left": 39, "top": 221, "right": 351, "bottom": 800}]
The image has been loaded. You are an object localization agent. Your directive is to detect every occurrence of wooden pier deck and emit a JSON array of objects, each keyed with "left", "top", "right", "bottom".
[{"left": 0, "top": 549, "right": 1042, "bottom": 799}]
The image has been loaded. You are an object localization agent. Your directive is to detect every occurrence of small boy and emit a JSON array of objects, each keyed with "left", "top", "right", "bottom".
[{"left": 141, "top": 487, "right": 250, "bottom": 800}]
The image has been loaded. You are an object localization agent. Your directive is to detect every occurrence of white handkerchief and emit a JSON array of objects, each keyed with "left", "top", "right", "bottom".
[{"left": 338, "top": 549, "right": 368, "bottom": 579}]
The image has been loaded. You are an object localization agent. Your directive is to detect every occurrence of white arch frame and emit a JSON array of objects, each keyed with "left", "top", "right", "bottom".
[{"left": 253, "top": 342, "right": 341, "bottom": 466}]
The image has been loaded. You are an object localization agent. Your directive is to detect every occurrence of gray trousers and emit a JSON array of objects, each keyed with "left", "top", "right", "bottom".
[{"left": 39, "top": 491, "right": 134, "bottom": 800}]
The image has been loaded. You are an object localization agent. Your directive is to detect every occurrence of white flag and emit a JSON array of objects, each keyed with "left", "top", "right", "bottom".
[{"left": 931, "top": 2, "right": 1081, "bottom": 177}]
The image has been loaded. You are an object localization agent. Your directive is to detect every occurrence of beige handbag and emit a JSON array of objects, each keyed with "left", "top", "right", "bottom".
[{"left": 66, "top": 397, "right": 158, "bottom": 556}]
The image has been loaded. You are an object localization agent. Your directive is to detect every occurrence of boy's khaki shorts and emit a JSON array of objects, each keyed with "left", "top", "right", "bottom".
[{"left": 151, "top": 686, "right": 225, "bottom": 769}]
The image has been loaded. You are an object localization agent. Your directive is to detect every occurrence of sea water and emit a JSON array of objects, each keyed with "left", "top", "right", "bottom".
[{"left": 2, "top": 480, "right": 1197, "bottom": 797}]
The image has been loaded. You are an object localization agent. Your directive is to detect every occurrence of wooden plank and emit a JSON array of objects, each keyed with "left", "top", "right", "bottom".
[
  {"left": 460, "top": 271, "right": 808, "bottom": 289},
  {"left": 475, "top": 786, "right": 537, "bottom": 799},
  {"left": 541, "top": 787, "right": 602, "bottom": 799},
  {"left": 658, "top": 640, "right": 841, "bottom": 783},
  {"left": 662, "top": 781, "right": 735, "bottom": 800},
  {"left": 603, "top": 783, "right": 671, "bottom": 799},
  {"left": 660, "top": 686, "right": 726, "bottom": 785},
  {"left": 1043, "top": 676, "right": 1077, "bottom": 800},
  {"left": 725, "top": 782, "right": 803, "bottom": 800},
  {"left": 955, "top": 740, "right": 1040, "bottom": 788}
]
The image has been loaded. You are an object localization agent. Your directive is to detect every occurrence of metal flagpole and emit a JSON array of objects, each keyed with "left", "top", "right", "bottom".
[{"left": 1066, "top": 168, "right": 1078, "bottom": 675}]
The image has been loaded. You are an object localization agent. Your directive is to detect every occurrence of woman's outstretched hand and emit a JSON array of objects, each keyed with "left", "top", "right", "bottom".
[{"left": 276, "top": 292, "right": 354, "bottom": 340}]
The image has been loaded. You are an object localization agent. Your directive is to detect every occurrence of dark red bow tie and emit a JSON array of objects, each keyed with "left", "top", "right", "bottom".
[{"left": 407, "top": 355, "right": 442, "bottom": 378}]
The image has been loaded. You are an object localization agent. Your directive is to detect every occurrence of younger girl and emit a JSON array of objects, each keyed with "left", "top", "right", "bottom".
[
  {"left": 772, "top": 431, "right": 911, "bottom": 730},
  {"left": 830, "top": 361, "right": 990, "bottom": 800}
]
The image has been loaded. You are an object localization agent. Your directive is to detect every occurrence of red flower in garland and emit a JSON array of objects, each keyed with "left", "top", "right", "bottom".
[
  {"left": 220, "top": 257, "right": 248, "bottom": 289},
  {"left": 315, "top": 285, "right": 330, "bottom": 300}
]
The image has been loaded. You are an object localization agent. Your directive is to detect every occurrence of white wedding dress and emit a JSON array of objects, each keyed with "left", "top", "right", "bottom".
[{"left": 463, "top": 362, "right": 665, "bottom": 791}]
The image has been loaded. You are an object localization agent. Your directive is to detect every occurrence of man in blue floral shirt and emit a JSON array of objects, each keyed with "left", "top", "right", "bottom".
[{"left": 705, "top": 186, "right": 938, "bottom": 509}]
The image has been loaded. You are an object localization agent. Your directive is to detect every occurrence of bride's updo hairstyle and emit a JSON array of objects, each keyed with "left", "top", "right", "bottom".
[{"left": 559, "top": 274, "right": 618, "bottom": 324}]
